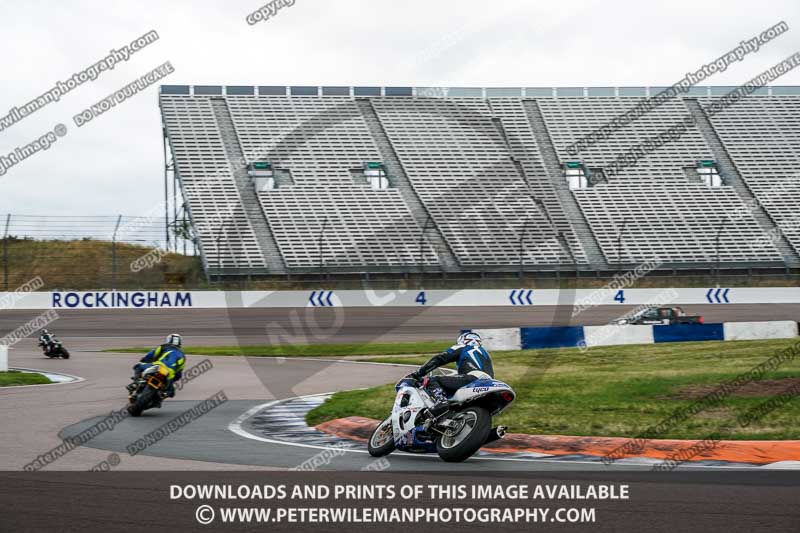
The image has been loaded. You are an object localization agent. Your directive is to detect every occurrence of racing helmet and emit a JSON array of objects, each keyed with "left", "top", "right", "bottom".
[
  {"left": 456, "top": 331, "right": 482, "bottom": 347},
  {"left": 165, "top": 333, "right": 182, "bottom": 347}
]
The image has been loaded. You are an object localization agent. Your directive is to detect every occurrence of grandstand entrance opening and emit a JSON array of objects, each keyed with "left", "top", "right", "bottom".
[
  {"left": 248, "top": 162, "right": 276, "bottom": 191},
  {"left": 360, "top": 162, "right": 390, "bottom": 190},
  {"left": 564, "top": 162, "right": 603, "bottom": 189},
  {"left": 697, "top": 160, "right": 723, "bottom": 187}
]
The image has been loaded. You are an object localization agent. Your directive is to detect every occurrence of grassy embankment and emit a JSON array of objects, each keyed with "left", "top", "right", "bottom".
[
  {"left": 2, "top": 238, "right": 201, "bottom": 290},
  {"left": 304, "top": 338, "right": 800, "bottom": 440},
  {"left": 4, "top": 237, "right": 800, "bottom": 290}
]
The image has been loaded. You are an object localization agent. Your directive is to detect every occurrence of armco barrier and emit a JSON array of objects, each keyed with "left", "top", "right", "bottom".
[{"left": 475, "top": 320, "right": 797, "bottom": 351}]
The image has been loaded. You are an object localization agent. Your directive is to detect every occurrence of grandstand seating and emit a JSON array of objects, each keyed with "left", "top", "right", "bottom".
[
  {"left": 486, "top": 98, "right": 589, "bottom": 264},
  {"left": 574, "top": 182, "right": 782, "bottom": 264},
  {"left": 258, "top": 186, "right": 436, "bottom": 268},
  {"left": 159, "top": 95, "right": 267, "bottom": 271},
  {"left": 371, "top": 97, "right": 571, "bottom": 266},
  {"left": 535, "top": 95, "right": 783, "bottom": 264},
  {"left": 223, "top": 96, "right": 437, "bottom": 269},
  {"left": 537, "top": 96, "right": 712, "bottom": 180},
  {"left": 700, "top": 96, "right": 800, "bottom": 254},
  {"left": 225, "top": 96, "right": 377, "bottom": 182},
  {"left": 159, "top": 86, "right": 798, "bottom": 275}
]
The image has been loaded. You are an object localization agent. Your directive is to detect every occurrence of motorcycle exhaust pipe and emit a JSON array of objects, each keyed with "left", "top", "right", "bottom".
[{"left": 485, "top": 425, "right": 508, "bottom": 445}]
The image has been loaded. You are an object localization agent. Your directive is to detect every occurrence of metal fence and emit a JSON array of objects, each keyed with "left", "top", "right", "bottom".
[{"left": 1, "top": 214, "right": 798, "bottom": 291}]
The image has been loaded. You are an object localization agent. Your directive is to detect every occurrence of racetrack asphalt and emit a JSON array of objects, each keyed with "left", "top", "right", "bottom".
[
  {"left": 1, "top": 305, "right": 798, "bottom": 472},
  {"left": 1, "top": 304, "right": 798, "bottom": 341}
]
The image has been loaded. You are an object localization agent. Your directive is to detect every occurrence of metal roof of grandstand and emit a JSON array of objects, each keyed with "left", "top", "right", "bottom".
[{"left": 160, "top": 85, "right": 800, "bottom": 97}]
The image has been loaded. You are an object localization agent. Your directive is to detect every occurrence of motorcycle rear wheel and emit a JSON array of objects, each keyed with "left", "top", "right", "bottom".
[
  {"left": 127, "top": 387, "right": 156, "bottom": 417},
  {"left": 367, "top": 417, "right": 395, "bottom": 457},
  {"left": 436, "top": 406, "right": 491, "bottom": 462}
]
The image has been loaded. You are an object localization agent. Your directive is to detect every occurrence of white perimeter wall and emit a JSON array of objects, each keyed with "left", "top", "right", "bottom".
[
  {"left": 723, "top": 321, "right": 799, "bottom": 341},
  {"left": 583, "top": 325, "right": 655, "bottom": 348},
  {"left": 476, "top": 328, "right": 522, "bottom": 351}
]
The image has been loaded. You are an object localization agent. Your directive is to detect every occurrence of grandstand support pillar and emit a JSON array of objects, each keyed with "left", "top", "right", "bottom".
[
  {"left": 518, "top": 214, "right": 535, "bottom": 280},
  {"left": 715, "top": 219, "right": 727, "bottom": 286},
  {"left": 531, "top": 196, "right": 562, "bottom": 275},
  {"left": 111, "top": 215, "right": 122, "bottom": 290},
  {"left": 2, "top": 214, "right": 9, "bottom": 291},
  {"left": 318, "top": 217, "right": 329, "bottom": 282},
  {"left": 163, "top": 129, "right": 170, "bottom": 253},
  {"left": 214, "top": 218, "right": 229, "bottom": 284},
  {"left": 616, "top": 218, "right": 628, "bottom": 272},
  {"left": 557, "top": 231, "right": 575, "bottom": 287},
  {"left": 419, "top": 215, "right": 433, "bottom": 279},
  {"left": 172, "top": 165, "right": 178, "bottom": 253}
]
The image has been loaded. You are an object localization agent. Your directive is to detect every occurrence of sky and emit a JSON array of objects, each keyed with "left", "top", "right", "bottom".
[{"left": 0, "top": 0, "right": 799, "bottom": 223}]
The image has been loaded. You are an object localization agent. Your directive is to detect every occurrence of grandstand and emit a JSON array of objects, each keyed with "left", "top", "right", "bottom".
[{"left": 158, "top": 85, "right": 800, "bottom": 278}]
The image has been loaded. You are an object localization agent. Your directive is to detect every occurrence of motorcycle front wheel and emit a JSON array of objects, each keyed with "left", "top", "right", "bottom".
[
  {"left": 436, "top": 406, "right": 491, "bottom": 462},
  {"left": 367, "top": 417, "right": 395, "bottom": 457},
  {"left": 60, "top": 349, "right": 70, "bottom": 359}
]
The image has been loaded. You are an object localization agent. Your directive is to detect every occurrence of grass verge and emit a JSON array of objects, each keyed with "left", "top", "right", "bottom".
[
  {"left": 306, "top": 338, "right": 800, "bottom": 440},
  {"left": 104, "top": 340, "right": 451, "bottom": 358},
  {"left": 0, "top": 371, "right": 52, "bottom": 387}
]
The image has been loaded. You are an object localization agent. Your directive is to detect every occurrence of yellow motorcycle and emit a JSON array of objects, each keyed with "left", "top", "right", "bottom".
[{"left": 127, "top": 364, "right": 170, "bottom": 417}]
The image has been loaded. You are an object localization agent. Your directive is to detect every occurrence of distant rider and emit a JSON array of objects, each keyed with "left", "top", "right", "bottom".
[
  {"left": 127, "top": 333, "right": 186, "bottom": 398},
  {"left": 410, "top": 331, "right": 494, "bottom": 417},
  {"left": 38, "top": 329, "right": 57, "bottom": 354}
]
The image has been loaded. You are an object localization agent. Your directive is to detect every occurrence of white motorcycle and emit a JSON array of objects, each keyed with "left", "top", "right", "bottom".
[{"left": 368, "top": 371, "right": 515, "bottom": 462}]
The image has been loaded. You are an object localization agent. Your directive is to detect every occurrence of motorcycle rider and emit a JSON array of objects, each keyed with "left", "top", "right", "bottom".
[
  {"left": 409, "top": 331, "right": 494, "bottom": 417},
  {"left": 37, "top": 329, "right": 56, "bottom": 355},
  {"left": 127, "top": 333, "right": 186, "bottom": 398}
]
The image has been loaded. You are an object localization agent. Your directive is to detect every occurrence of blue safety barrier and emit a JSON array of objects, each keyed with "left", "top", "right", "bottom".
[
  {"left": 652, "top": 323, "right": 725, "bottom": 343},
  {"left": 520, "top": 326, "right": 585, "bottom": 349}
]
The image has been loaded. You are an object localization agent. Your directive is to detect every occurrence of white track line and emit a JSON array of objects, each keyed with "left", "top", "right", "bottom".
[
  {"left": 228, "top": 392, "right": 787, "bottom": 469},
  {"left": 2, "top": 367, "right": 85, "bottom": 389}
]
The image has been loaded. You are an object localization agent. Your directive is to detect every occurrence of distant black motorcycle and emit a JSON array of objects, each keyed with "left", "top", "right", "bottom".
[{"left": 39, "top": 337, "right": 70, "bottom": 359}]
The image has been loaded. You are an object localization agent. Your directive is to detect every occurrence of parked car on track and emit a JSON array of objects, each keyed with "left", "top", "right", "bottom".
[{"left": 614, "top": 306, "right": 703, "bottom": 326}]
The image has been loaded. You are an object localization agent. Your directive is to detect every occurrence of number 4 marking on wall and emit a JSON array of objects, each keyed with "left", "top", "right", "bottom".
[
  {"left": 614, "top": 290, "right": 625, "bottom": 303},
  {"left": 416, "top": 291, "right": 427, "bottom": 305}
]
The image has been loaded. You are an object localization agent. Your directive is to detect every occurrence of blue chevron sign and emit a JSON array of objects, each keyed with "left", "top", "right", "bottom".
[
  {"left": 509, "top": 289, "right": 534, "bottom": 305},
  {"left": 705, "top": 287, "right": 731, "bottom": 304},
  {"left": 309, "top": 290, "right": 334, "bottom": 307}
]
